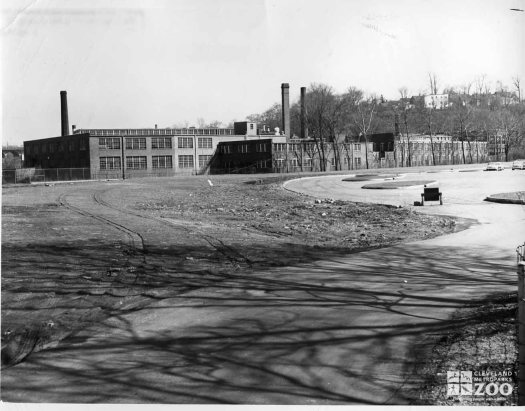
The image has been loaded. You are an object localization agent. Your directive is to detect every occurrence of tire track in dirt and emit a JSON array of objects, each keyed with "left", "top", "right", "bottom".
[
  {"left": 3, "top": 192, "right": 150, "bottom": 369},
  {"left": 90, "top": 187, "right": 255, "bottom": 267},
  {"left": 58, "top": 192, "right": 146, "bottom": 253}
]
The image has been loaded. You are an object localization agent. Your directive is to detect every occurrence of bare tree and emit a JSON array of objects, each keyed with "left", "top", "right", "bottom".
[
  {"left": 350, "top": 95, "right": 377, "bottom": 169},
  {"left": 425, "top": 105, "right": 437, "bottom": 165},
  {"left": 474, "top": 74, "right": 487, "bottom": 106},
  {"left": 398, "top": 86, "right": 409, "bottom": 99},
  {"left": 513, "top": 76, "right": 522, "bottom": 102},
  {"left": 475, "top": 74, "right": 487, "bottom": 96},
  {"left": 496, "top": 107, "right": 522, "bottom": 161},
  {"left": 460, "top": 82, "right": 472, "bottom": 96},
  {"left": 247, "top": 103, "right": 281, "bottom": 131},
  {"left": 305, "top": 83, "right": 339, "bottom": 171},
  {"left": 428, "top": 73, "right": 439, "bottom": 95}
]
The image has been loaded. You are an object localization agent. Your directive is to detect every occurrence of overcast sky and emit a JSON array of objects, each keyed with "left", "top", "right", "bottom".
[{"left": 2, "top": 0, "right": 524, "bottom": 146}]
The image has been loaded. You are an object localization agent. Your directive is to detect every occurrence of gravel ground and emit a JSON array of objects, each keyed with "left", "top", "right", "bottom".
[{"left": 1, "top": 174, "right": 458, "bottom": 368}]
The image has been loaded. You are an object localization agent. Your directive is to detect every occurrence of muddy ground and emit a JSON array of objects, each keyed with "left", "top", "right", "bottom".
[{"left": 1, "top": 174, "right": 458, "bottom": 369}]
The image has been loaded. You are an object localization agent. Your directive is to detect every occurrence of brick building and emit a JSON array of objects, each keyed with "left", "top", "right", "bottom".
[
  {"left": 22, "top": 88, "right": 290, "bottom": 179},
  {"left": 24, "top": 125, "right": 286, "bottom": 178},
  {"left": 210, "top": 132, "right": 489, "bottom": 174}
]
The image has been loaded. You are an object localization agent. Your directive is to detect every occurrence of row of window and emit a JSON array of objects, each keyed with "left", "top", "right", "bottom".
[
  {"left": 99, "top": 155, "right": 213, "bottom": 170},
  {"left": 26, "top": 139, "right": 88, "bottom": 155},
  {"left": 218, "top": 142, "right": 269, "bottom": 154},
  {"left": 273, "top": 157, "right": 363, "bottom": 167},
  {"left": 372, "top": 142, "right": 395, "bottom": 152},
  {"left": 83, "top": 128, "right": 235, "bottom": 136},
  {"left": 98, "top": 137, "right": 214, "bottom": 150}
]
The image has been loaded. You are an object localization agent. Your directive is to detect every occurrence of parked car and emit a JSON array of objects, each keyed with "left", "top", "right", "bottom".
[
  {"left": 512, "top": 160, "right": 525, "bottom": 170},
  {"left": 485, "top": 162, "right": 504, "bottom": 171}
]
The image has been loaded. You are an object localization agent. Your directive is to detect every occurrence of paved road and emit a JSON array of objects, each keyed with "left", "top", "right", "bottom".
[{"left": 2, "top": 169, "right": 524, "bottom": 404}]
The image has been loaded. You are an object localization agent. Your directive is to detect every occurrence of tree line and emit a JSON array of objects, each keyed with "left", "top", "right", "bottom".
[{"left": 246, "top": 77, "right": 525, "bottom": 168}]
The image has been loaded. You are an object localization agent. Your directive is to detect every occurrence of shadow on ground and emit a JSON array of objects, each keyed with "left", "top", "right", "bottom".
[{"left": 1, "top": 240, "right": 515, "bottom": 404}]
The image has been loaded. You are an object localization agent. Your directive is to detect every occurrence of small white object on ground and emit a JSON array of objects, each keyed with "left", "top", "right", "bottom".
[{"left": 208, "top": 179, "right": 213, "bottom": 186}]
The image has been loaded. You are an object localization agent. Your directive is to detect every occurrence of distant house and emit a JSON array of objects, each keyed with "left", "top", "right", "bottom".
[{"left": 424, "top": 94, "right": 449, "bottom": 109}]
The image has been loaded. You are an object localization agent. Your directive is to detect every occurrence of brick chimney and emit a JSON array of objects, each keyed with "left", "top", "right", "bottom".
[
  {"left": 60, "top": 91, "right": 69, "bottom": 136},
  {"left": 281, "top": 83, "right": 290, "bottom": 137},
  {"left": 300, "top": 86, "right": 307, "bottom": 139}
]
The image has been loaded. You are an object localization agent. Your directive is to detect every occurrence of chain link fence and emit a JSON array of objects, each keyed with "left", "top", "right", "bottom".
[
  {"left": 1, "top": 168, "right": 193, "bottom": 184},
  {"left": 2, "top": 168, "right": 92, "bottom": 184}
]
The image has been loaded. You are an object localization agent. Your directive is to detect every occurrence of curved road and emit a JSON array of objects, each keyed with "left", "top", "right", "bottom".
[{"left": 2, "top": 169, "right": 525, "bottom": 404}]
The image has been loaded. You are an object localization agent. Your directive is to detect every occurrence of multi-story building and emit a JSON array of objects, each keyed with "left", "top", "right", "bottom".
[
  {"left": 22, "top": 88, "right": 291, "bottom": 180},
  {"left": 21, "top": 87, "right": 491, "bottom": 180},
  {"left": 209, "top": 132, "right": 489, "bottom": 174},
  {"left": 24, "top": 124, "right": 287, "bottom": 178}
]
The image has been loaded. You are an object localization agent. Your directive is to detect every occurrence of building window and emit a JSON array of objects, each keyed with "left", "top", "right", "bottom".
[
  {"left": 100, "top": 156, "right": 121, "bottom": 170},
  {"left": 178, "top": 155, "right": 194, "bottom": 168},
  {"left": 303, "top": 158, "right": 312, "bottom": 167},
  {"left": 256, "top": 143, "right": 268, "bottom": 152},
  {"left": 125, "top": 138, "right": 146, "bottom": 150},
  {"left": 250, "top": 123, "right": 254, "bottom": 130},
  {"left": 152, "top": 155, "right": 173, "bottom": 169},
  {"left": 79, "top": 138, "right": 87, "bottom": 151},
  {"left": 290, "top": 158, "right": 298, "bottom": 167},
  {"left": 152, "top": 137, "right": 172, "bottom": 149},
  {"left": 273, "top": 143, "right": 286, "bottom": 152},
  {"left": 49, "top": 143, "right": 55, "bottom": 153},
  {"left": 330, "top": 158, "right": 335, "bottom": 166},
  {"left": 355, "top": 157, "right": 362, "bottom": 166},
  {"left": 178, "top": 137, "right": 193, "bottom": 149},
  {"left": 126, "top": 156, "right": 147, "bottom": 169},
  {"left": 99, "top": 137, "right": 121, "bottom": 150},
  {"left": 239, "top": 144, "right": 249, "bottom": 153},
  {"left": 198, "top": 137, "right": 213, "bottom": 149},
  {"left": 199, "top": 155, "right": 212, "bottom": 168},
  {"left": 354, "top": 144, "right": 361, "bottom": 151}
]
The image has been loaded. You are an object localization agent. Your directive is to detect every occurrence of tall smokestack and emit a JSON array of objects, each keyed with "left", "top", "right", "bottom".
[
  {"left": 60, "top": 91, "right": 69, "bottom": 136},
  {"left": 300, "top": 87, "right": 307, "bottom": 139},
  {"left": 281, "top": 83, "right": 290, "bottom": 137}
]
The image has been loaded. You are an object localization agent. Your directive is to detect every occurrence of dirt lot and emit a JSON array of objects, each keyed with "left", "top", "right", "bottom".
[
  {"left": 2, "top": 174, "right": 458, "bottom": 368},
  {"left": 413, "top": 292, "right": 518, "bottom": 406}
]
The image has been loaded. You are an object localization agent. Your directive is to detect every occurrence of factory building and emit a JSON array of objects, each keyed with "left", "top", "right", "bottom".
[
  {"left": 22, "top": 85, "right": 489, "bottom": 180},
  {"left": 210, "top": 132, "right": 489, "bottom": 174},
  {"left": 23, "top": 87, "right": 290, "bottom": 179}
]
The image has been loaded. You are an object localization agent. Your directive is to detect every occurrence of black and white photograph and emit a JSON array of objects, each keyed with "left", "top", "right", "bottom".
[{"left": 1, "top": 0, "right": 525, "bottom": 407}]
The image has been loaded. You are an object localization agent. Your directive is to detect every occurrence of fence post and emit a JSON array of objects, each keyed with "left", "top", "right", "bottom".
[{"left": 518, "top": 261, "right": 525, "bottom": 406}]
